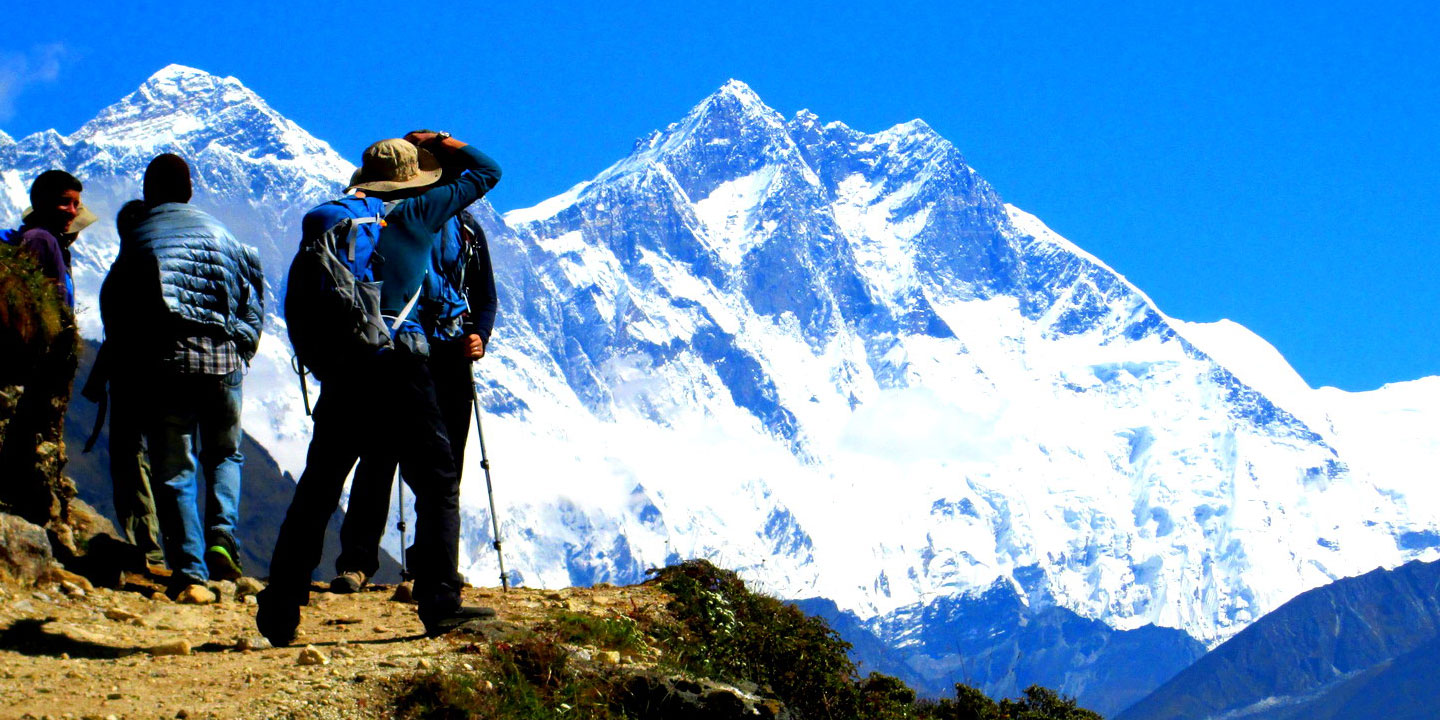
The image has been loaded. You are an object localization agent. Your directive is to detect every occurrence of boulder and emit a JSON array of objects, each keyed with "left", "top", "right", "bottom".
[
  {"left": 619, "top": 671, "right": 791, "bottom": 720},
  {"left": 0, "top": 512, "right": 60, "bottom": 585}
]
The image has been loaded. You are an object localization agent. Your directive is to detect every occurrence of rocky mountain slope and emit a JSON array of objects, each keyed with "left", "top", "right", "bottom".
[
  {"left": 1116, "top": 558, "right": 1440, "bottom": 720},
  {"left": 797, "top": 587, "right": 1206, "bottom": 717}
]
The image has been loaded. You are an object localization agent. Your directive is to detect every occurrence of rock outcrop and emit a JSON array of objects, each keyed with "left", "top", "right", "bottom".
[
  {"left": 0, "top": 242, "right": 125, "bottom": 582},
  {"left": 0, "top": 243, "right": 79, "bottom": 538}
]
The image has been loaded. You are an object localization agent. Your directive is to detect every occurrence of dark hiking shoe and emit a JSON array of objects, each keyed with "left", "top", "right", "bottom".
[
  {"left": 205, "top": 533, "right": 244, "bottom": 581},
  {"left": 422, "top": 605, "right": 497, "bottom": 637},
  {"left": 329, "top": 570, "right": 368, "bottom": 594},
  {"left": 256, "top": 588, "right": 301, "bottom": 647}
]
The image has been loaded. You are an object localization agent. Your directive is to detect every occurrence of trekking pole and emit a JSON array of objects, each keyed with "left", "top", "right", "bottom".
[
  {"left": 291, "top": 356, "right": 312, "bottom": 416},
  {"left": 396, "top": 469, "right": 411, "bottom": 581},
  {"left": 470, "top": 371, "right": 510, "bottom": 591}
]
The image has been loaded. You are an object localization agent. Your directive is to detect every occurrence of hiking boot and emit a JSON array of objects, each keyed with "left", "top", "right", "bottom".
[
  {"left": 329, "top": 570, "right": 368, "bottom": 595},
  {"left": 205, "top": 532, "right": 244, "bottom": 581},
  {"left": 421, "top": 605, "right": 497, "bottom": 637},
  {"left": 171, "top": 583, "right": 217, "bottom": 605},
  {"left": 256, "top": 588, "right": 301, "bottom": 648}
]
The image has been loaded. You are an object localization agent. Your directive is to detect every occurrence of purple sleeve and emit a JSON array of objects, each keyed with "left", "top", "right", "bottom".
[{"left": 19, "top": 229, "right": 65, "bottom": 283}]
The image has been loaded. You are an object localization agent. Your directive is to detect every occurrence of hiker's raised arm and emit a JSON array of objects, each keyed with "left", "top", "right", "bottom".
[{"left": 409, "top": 136, "right": 502, "bottom": 234}]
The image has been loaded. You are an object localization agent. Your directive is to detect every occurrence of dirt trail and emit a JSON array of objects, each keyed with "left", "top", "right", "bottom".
[{"left": 0, "top": 574, "right": 665, "bottom": 720}]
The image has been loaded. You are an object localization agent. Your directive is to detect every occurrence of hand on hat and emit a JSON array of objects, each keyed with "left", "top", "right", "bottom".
[{"left": 404, "top": 130, "right": 441, "bottom": 147}]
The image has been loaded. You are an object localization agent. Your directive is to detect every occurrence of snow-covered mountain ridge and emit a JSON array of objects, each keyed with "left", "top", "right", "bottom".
[{"left": 4, "top": 68, "right": 1438, "bottom": 650}]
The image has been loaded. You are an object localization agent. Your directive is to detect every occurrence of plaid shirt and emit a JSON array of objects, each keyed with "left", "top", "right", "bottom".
[{"left": 161, "top": 333, "right": 241, "bottom": 375}]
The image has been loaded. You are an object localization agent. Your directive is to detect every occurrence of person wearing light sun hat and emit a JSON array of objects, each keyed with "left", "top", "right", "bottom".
[
  {"left": 330, "top": 138, "right": 499, "bottom": 596},
  {"left": 260, "top": 130, "right": 501, "bottom": 645}
]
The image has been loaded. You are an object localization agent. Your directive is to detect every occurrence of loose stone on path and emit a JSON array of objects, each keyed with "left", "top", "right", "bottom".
[
  {"left": 148, "top": 640, "right": 192, "bottom": 657},
  {"left": 297, "top": 646, "right": 329, "bottom": 666}
]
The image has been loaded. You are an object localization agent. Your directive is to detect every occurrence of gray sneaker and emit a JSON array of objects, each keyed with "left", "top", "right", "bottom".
[{"left": 329, "top": 570, "right": 368, "bottom": 594}]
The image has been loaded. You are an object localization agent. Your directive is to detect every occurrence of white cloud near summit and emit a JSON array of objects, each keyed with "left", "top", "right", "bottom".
[{"left": 0, "top": 44, "right": 68, "bottom": 121}]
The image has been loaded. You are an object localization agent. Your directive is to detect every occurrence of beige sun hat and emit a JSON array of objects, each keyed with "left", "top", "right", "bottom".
[
  {"left": 22, "top": 203, "right": 99, "bottom": 234},
  {"left": 346, "top": 138, "right": 444, "bottom": 193}
]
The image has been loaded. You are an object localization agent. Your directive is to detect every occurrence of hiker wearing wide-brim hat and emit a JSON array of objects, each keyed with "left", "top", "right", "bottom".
[
  {"left": 346, "top": 138, "right": 445, "bottom": 194},
  {"left": 261, "top": 129, "right": 504, "bottom": 646}
]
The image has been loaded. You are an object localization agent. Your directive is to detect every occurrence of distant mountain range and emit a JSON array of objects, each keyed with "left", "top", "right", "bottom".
[
  {"left": 1118, "top": 558, "right": 1440, "bottom": 720},
  {"left": 6, "top": 65, "right": 1440, "bottom": 711}
]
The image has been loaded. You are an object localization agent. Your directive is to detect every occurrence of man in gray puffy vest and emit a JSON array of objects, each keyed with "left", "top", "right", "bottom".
[{"left": 103, "top": 153, "right": 264, "bottom": 603}]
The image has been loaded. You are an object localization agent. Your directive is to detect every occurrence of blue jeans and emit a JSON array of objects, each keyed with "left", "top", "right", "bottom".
[{"left": 144, "top": 369, "right": 245, "bottom": 584}]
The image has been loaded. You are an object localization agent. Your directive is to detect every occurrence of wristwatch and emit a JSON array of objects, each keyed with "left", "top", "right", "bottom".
[{"left": 433, "top": 131, "right": 452, "bottom": 143}]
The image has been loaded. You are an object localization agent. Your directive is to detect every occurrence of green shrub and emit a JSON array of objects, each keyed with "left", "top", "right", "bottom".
[
  {"left": 916, "top": 683, "right": 1101, "bottom": 720},
  {"left": 648, "top": 559, "right": 860, "bottom": 719},
  {"left": 0, "top": 243, "right": 69, "bottom": 365},
  {"left": 649, "top": 560, "right": 1102, "bottom": 720},
  {"left": 999, "top": 685, "right": 1102, "bottom": 720},
  {"left": 858, "top": 672, "right": 919, "bottom": 720},
  {"left": 542, "top": 610, "right": 648, "bottom": 655},
  {"left": 395, "top": 634, "right": 626, "bottom": 720},
  {"left": 391, "top": 560, "right": 1103, "bottom": 720}
]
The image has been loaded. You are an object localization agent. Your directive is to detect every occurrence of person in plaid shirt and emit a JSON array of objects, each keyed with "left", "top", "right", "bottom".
[{"left": 102, "top": 153, "right": 264, "bottom": 603}]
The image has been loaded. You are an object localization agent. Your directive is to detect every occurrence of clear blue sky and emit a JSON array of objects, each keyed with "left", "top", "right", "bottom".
[{"left": 5, "top": 1, "right": 1438, "bottom": 391}]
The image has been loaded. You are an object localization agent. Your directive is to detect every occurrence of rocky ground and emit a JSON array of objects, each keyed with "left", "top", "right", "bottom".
[{"left": 0, "top": 571, "right": 668, "bottom": 720}]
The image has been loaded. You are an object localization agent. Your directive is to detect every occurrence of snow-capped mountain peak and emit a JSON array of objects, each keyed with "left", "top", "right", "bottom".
[
  {"left": 68, "top": 64, "right": 351, "bottom": 186},
  {"left": 496, "top": 79, "right": 1440, "bottom": 646}
]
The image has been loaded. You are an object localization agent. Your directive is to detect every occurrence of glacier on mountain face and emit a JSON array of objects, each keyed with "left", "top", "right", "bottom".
[
  {"left": 492, "top": 78, "right": 1440, "bottom": 644},
  {"left": 4, "top": 68, "right": 1440, "bottom": 656}
]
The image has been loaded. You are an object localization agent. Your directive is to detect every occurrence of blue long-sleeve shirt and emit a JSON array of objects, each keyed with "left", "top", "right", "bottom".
[{"left": 372, "top": 145, "right": 501, "bottom": 327}]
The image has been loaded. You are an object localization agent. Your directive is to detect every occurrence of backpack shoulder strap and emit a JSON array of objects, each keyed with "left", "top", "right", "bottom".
[{"left": 390, "top": 269, "right": 428, "bottom": 332}]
